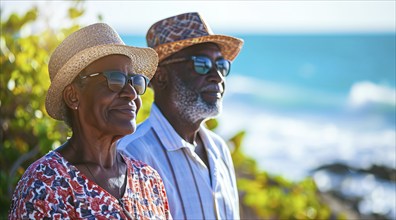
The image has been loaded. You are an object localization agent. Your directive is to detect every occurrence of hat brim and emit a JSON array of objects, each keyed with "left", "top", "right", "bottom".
[
  {"left": 45, "top": 44, "right": 158, "bottom": 121},
  {"left": 154, "top": 34, "right": 244, "bottom": 62}
]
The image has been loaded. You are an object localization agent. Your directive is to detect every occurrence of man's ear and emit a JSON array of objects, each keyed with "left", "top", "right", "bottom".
[
  {"left": 63, "top": 84, "right": 80, "bottom": 110},
  {"left": 152, "top": 67, "right": 168, "bottom": 89}
]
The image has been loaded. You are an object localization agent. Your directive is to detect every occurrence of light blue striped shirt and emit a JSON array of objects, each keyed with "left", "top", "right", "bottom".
[{"left": 118, "top": 104, "right": 240, "bottom": 220}]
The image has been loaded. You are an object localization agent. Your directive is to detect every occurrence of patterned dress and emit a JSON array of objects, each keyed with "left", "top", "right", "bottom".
[{"left": 9, "top": 151, "right": 171, "bottom": 220}]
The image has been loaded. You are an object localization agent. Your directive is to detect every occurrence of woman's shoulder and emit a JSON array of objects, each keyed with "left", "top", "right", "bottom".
[
  {"left": 14, "top": 151, "right": 73, "bottom": 193},
  {"left": 121, "top": 151, "right": 149, "bottom": 169},
  {"left": 9, "top": 152, "right": 76, "bottom": 219},
  {"left": 24, "top": 151, "right": 69, "bottom": 176},
  {"left": 121, "top": 152, "right": 161, "bottom": 178}
]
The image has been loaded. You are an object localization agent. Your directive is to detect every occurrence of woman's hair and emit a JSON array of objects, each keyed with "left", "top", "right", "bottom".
[
  {"left": 62, "top": 75, "right": 85, "bottom": 128},
  {"left": 63, "top": 107, "right": 73, "bottom": 128}
]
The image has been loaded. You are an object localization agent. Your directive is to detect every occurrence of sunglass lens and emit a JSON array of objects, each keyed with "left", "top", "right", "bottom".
[
  {"left": 106, "top": 72, "right": 126, "bottom": 92},
  {"left": 216, "top": 59, "right": 231, "bottom": 77},
  {"left": 130, "top": 75, "right": 147, "bottom": 95},
  {"left": 193, "top": 56, "right": 212, "bottom": 74}
]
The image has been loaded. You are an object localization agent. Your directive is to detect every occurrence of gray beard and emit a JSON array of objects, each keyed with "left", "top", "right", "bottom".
[{"left": 172, "top": 77, "right": 222, "bottom": 123}]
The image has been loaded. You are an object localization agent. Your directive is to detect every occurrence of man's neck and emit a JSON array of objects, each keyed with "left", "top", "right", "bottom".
[{"left": 155, "top": 103, "right": 203, "bottom": 144}]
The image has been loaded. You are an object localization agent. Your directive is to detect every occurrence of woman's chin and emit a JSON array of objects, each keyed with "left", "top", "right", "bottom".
[{"left": 108, "top": 122, "right": 136, "bottom": 138}]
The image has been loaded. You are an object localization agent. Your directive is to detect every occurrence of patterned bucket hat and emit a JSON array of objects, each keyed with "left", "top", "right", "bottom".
[
  {"left": 146, "top": 12, "right": 244, "bottom": 62},
  {"left": 46, "top": 23, "right": 158, "bottom": 121}
]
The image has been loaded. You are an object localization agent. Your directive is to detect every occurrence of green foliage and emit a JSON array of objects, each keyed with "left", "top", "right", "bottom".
[
  {"left": 204, "top": 118, "right": 218, "bottom": 130},
  {"left": 0, "top": 2, "right": 87, "bottom": 217},
  {"left": 228, "top": 128, "right": 347, "bottom": 220},
  {"left": 137, "top": 87, "right": 154, "bottom": 123}
]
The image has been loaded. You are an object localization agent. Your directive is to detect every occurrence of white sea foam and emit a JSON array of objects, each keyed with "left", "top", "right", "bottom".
[
  {"left": 218, "top": 103, "right": 395, "bottom": 179},
  {"left": 348, "top": 81, "right": 396, "bottom": 108}
]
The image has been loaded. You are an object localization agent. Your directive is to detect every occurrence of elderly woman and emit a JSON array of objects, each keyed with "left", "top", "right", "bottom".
[{"left": 9, "top": 23, "right": 171, "bottom": 219}]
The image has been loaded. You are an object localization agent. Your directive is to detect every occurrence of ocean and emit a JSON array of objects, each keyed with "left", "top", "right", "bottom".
[
  {"left": 122, "top": 34, "right": 396, "bottom": 218},
  {"left": 220, "top": 34, "right": 396, "bottom": 177}
]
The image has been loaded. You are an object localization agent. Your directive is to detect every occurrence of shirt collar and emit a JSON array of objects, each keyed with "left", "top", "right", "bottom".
[{"left": 149, "top": 104, "right": 195, "bottom": 151}]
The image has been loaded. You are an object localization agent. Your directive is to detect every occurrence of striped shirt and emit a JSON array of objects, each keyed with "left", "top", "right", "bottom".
[{"left": 118, "top": 104, "right": 240, "bottom": 220}]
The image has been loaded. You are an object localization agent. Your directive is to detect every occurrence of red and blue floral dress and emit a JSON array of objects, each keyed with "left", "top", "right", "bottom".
[{"left": 9, "top": 151, "right": 172, "bottom": 219}]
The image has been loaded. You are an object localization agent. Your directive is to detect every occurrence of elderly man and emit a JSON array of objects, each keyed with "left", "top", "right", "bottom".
[{"left": 118, "top": 12, "right": 243, "bottom": 219}]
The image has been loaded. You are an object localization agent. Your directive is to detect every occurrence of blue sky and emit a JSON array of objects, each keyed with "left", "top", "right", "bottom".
[{"left": 1, "top": 1, "right": 395, "bottom": 35}]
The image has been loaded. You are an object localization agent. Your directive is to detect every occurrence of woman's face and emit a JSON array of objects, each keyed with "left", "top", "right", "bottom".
[{"left": 75, "top": 54, "right": 142, "bottom": 139}]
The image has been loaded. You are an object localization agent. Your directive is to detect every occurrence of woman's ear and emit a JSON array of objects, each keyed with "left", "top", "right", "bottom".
[{"left": 63, "top": 84, "right": 80, "bottom": 110}]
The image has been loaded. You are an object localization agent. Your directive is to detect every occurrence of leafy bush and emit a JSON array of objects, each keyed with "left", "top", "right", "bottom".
[{"left": 228, "top": 131, "right": 346, "bottom": 220}]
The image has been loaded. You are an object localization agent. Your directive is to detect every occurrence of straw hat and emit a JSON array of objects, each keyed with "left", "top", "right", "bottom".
[
  {"left": 45, "top": 23, "right": 158, "bottom": 121},
  {"left": 146, "top": 12, "right": 244, "bottom": 62}
]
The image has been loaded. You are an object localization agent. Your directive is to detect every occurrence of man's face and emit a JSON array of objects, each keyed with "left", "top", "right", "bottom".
[{"left": 166, "top": 43, "right": 226, "bottom": 123}]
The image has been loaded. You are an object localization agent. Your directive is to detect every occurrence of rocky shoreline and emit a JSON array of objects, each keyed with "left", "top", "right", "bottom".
[{"left": 312, "top": 162, "right": 396, "bottom": 219}]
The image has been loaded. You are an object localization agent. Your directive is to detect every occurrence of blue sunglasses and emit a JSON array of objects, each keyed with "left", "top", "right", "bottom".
[{"left": 160, "top": 55, "right": 231, "bottom": 77}]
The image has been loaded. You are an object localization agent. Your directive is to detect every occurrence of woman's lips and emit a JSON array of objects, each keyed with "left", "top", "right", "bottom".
[{"left": 112, "top": 104, "right": 137, "bottom": 117}]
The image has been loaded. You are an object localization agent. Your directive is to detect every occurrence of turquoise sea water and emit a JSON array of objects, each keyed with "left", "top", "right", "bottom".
[
  {"left": 228, "top": 34, "right": 395, "bottom": 122},
  {"left": 122, "top": 34, "right": 396, "bottom": 218}
]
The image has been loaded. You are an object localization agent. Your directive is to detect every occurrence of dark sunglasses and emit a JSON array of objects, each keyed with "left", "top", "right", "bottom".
[
  {"left": 79, "top": 71, "right": 149, "bottom": 95},
  {"left": 160, "top": 55, "right": 231, "bottom": 77}
]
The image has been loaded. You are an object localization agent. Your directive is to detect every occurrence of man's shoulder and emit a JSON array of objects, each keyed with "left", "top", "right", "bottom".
[
  {"left": 119, "top": 119, "right": 153, "bottom": 144},
  {"left": 201, "top": 126, "right": 233, "bottom": 159},
  {"left": 118, "top": 119, "right": 160, "bottom": 159},
  {"left": 202, "top": 126, "right": 227, "bottom": 146}
]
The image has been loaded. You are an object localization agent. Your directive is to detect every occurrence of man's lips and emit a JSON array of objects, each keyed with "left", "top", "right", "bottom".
[
  {"left": 201, "top": 84, "right": 224, "bottom": 98},
  {"left": 201, "top": 84, "right": 223, "bottom": 93},
  {"left": 201, "top": 90, "right": 222, "bottom": 98}
]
